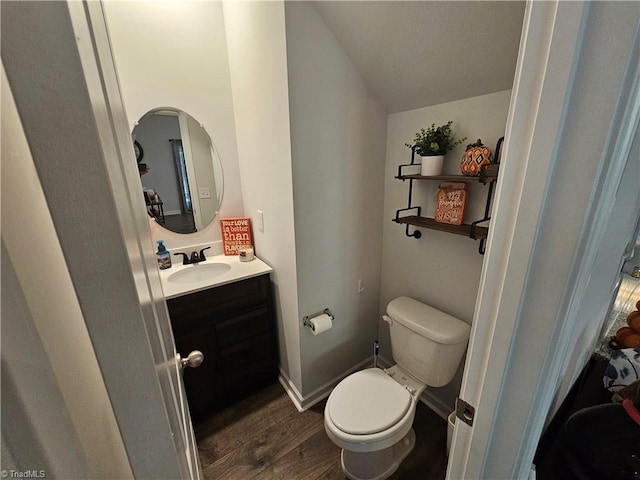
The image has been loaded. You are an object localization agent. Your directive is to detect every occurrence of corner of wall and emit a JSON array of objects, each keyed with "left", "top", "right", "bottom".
[{"left": 223, "top": 0, "right": 303, "bottom": 393}]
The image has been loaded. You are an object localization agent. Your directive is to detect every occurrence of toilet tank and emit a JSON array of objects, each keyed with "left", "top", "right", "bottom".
[{"left": 387, "top": 297, "right": 471, "bottom": 387}]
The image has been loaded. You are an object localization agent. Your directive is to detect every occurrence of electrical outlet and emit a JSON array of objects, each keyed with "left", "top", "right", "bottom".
[
  {"left": 198, "top": 187, "right": 211, "bottom": 199},
  {"left": 358, "top": 279, "right": 365, "bottom": 294},
  {"left": 257, "top": 210, "right": 264, "bottom": 232}
]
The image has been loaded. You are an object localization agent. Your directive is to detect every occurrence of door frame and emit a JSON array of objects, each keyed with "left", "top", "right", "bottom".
[
  {"left": 2, "top": 1, "right": 200, "bottom": 477},
  {"left": 448, "top": 2, "right": 587, "bottom": 476},
  {"left": 178, "top": 111, "right": 204, "bottom": 230},
  {"left": 70, "top": 2, "right": 202, "bottom": 476},
  {"left": 448, "top": 1, "right": 640, "bottom": 478}
]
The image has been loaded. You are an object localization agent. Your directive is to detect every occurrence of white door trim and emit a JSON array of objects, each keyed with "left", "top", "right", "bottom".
[
  {"left": 2, "top": 1, "right": 200, "bottom": 477},
  {"left": 70, "top": 2, "right": 202, "bottom": 476},
  {"left": 516, "top": 27, "right": 640, "bottom": 475},
  {"left": 1, "top": 66, "right": 133, "bottom": 479},
  {"left": 448, "top": 1, "right": 640, "bottom": 478},
  {"left": 447, "top": 2, "right": 588, "bottom": 477}
]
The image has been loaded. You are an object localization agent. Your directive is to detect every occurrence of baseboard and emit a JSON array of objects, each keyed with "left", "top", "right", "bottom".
[
  {"left": 278, "top": 357, "right": 373, "bottom": 412},
  {"left": 420, "top": 390, "right": 453, "bottom": 421},
  {"left": 278, "top": 370, "right": 305, "bottom": 412}
]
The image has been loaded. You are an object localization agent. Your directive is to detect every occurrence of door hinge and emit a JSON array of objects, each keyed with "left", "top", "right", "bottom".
[{"left": 456, "top": 398, "right": 475, "bottom": 426}]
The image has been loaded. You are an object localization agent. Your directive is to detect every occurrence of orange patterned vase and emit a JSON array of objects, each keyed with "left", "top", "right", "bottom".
[{"left": 461, "top": 139, "right": 492, "bottom": 176}]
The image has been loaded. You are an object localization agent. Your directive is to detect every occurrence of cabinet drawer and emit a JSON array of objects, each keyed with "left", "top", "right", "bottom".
[
  {"left": 168, "top": 274, "right": 270, "bottom": 331},
  {"left": 215, "top": 306, "right": 271, "bottom": 351}
]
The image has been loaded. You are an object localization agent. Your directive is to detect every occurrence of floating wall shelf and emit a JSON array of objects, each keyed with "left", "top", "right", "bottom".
[{"left": 394, "top": 137, "right": 504, "bottom": 254}]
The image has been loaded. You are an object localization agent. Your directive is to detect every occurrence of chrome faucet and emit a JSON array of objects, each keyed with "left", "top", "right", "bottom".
[{"left": 173, "top": 246, "right": 211, "bottom": 265}]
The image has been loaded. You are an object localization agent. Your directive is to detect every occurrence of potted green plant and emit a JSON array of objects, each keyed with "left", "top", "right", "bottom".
[{"left": 406, "top": 121, "right": 466, "bottom": 176}]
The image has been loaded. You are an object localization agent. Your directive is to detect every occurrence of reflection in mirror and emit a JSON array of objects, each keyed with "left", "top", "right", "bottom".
[{"left": 133, "top": 108, "right": 223, "bottom": 234}]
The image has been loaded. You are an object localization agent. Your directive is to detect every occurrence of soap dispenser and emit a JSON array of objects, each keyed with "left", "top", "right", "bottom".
[{"left": 156, "top": 240, "right": 171, "bottom": 270}]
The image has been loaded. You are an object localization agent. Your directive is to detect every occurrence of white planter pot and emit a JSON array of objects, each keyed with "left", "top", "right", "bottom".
[{"left": 420, "top": 155, "right": 445, "bottom": 176}]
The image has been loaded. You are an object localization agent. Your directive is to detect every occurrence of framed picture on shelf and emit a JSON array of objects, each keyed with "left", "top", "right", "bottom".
[{"left": 435, "top": 182, "right": 467, "bottom": 226}]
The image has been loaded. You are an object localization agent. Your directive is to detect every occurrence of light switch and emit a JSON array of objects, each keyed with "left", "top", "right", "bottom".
[
  {"left": 198, "top": 188, "right": 211, "bottom": 199},
  {"left": 257, "top": 210, "right": 264, "bottom": 232}
]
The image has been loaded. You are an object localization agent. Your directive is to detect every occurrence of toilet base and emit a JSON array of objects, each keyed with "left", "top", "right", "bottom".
[{"left": 340, "top": 428, "right": 416, "bottom": 480}]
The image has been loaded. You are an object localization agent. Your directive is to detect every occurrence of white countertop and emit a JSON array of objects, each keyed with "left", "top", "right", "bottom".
[{"left": 159, "top": 254, "right": 273, "bottom": 299}]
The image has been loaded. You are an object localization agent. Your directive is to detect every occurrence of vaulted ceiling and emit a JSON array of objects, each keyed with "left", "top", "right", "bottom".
[{"left": 312, "top": 1, "right": 526, "bottom": 113}]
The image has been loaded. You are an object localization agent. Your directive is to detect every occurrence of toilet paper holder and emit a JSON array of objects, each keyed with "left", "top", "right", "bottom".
[{"left": 303, "top": 308, "right": 335, "bottom": 329}]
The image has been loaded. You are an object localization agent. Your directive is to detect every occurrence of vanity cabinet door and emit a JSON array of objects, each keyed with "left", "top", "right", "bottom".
[
  {"left": 166, "top": 274, "right": 277, "bottom": 421},
  {"left": 173, "top": 326, "right": 224, "bottom": 421},
  {"left": 215, "top": 306, "right": 278, "bottom": 400}
]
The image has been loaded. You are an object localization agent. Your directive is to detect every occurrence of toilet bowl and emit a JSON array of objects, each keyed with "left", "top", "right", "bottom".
[
  {"left": 324, "top": 296, "right": 471, "bottom": 480},
  {"left": 324, "top": 366, "right": 425, "bottom": 480}
]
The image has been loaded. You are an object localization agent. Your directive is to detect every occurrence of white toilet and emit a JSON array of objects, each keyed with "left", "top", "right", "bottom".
[{"left": 324, "top": 296, "right": 471, "bottom": 480}]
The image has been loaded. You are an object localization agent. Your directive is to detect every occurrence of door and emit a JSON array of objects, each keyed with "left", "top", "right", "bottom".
[
  {"left": 1, "top": 1, "right": 201, "bottom": 477},
  {"left": 447, "top": 1, "right": 640, "bottom": 479}
]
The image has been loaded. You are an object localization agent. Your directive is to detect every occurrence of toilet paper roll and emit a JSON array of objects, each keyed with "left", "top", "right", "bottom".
[{"left": 309, "top": 313, "right": 333, "bottom": 335}]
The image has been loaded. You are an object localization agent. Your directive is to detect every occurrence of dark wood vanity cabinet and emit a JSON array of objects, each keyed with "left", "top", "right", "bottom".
[{"left": 167, "top": 274, "right": 278, "bottom": 421}]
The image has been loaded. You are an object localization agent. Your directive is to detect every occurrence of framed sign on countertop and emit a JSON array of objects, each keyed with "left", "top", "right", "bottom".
[{"left": 220, "top": 217, "right": 253, "bottom": 255}]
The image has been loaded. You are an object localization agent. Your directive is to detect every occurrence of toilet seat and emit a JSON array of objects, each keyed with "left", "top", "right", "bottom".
[
  {"left": 324, "top": 368, "right": 418, "bottom": 453},
  {"left": 328, "top": 368, "right": 412, "bottom": 435}
]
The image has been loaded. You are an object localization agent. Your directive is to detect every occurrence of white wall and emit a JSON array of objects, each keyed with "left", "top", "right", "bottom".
[
  {"left": 223, "top": 1, "right": 388, "bottom": 403},
  {"left": 285, "top": 3, "right": 388, "bottom": 397},
  {"left": 104, "top": 1, "right": 243, "bottom": 250},
  {"left": 380, "top": 90, "right": 512, "bottom": 412},
  {"left": 223, "top": 1, "right": 302, "bottom": 391}
]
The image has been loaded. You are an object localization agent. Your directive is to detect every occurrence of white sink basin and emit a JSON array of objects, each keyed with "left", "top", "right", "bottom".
[{"left": 167, "top": 263, "right": 231, "bottom": 284}]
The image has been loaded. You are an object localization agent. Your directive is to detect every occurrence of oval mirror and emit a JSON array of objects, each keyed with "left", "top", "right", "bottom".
[{"left": 133, "top": 108, "right": 223, "bottom": 234}]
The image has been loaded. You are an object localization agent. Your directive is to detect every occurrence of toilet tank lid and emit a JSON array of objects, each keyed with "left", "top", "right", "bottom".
[{"left": 387, "top": 296, "right": 470, "bottom": 345}]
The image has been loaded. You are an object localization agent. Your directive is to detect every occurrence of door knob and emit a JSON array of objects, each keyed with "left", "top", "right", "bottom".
[{"left": 177, "top": 350, "right": 204, "bottom": 370}]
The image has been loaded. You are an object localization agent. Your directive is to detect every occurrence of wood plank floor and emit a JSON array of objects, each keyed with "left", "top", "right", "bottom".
[{"left": 194, "top": 382, "right": 448, "bottom": 479}]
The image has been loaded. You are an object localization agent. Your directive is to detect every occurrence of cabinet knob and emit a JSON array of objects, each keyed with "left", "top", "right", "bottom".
[{"left": 177, "top": 350, "right": 204, "bottom": 370}]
